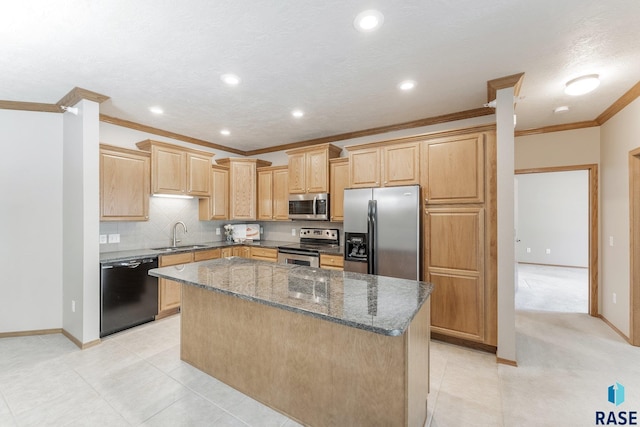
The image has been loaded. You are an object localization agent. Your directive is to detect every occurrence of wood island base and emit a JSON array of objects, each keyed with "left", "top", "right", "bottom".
[{"left": 181, "top": 285, "right": 430, "bottom": 427}]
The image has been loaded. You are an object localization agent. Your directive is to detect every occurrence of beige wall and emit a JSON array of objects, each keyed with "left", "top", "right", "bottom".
[
  {"left": 515, "top": 127, "right": 600, "bottom": 170},
  {"left": 600, "top": 97, "right": 640, "bottom": 337}
]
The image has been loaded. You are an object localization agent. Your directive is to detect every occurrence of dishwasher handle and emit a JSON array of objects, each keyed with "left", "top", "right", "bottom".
[{"left": 101, "top": 258, "right": 156, "bottom": 269}]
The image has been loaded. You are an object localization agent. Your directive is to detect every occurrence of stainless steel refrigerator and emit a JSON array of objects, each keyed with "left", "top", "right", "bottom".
[{"left": 343, "top": 185, "right": 420, "bottom": 280}]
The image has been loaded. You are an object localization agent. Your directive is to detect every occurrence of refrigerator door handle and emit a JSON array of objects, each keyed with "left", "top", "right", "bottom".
[
  {"left": 367, "top": 199, "right": 377, "bottom": 275},
  {"left": 313, "top": 195, "right": 317, "bottom": 216}
]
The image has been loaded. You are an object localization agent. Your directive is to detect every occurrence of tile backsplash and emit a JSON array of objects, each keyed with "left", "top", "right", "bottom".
[{"left": 99, "top": 197, "right": 343, "bottom": 252}]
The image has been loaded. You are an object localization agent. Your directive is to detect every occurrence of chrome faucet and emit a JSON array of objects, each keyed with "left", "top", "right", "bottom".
[{"left": 172, "top": 221, "right": 187, "bottom": 247}]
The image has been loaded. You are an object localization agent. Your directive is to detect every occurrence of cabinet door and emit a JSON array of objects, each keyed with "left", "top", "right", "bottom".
[
  {"left": 425, "top": 207, "right": 485, "bottom": 342},
  {"left": 273, "top": 169, "right": 289, "bottom": 220},
  {"left": 383, "top": 142, "right": 420, "bottom": 187},
  {"left": 349, "top": 148, "right": 380, "bottom": 188},
  {"left": 257, "top": 170, "right": 274, "bottom": 220},
  {"left": 194, "top": 248, "right": 221, "bottom": 261},
  {"left": 306, "top": 149, "right": 329, "bottom": 193},
  {"left": 230, "top": 162, "right": 256, "bottom": 220},
  {"left": 198, "top": 167, "right": 228, "bottom": 220},
  {"left": 187, "top": 153, "right": 211, "bottom": 197},
  {"left": 158, "top": 252, "right": 194, "bottom": 315},
  {"left": 424, "top": 134, "right": 484, "bottom": 204},
  {"left": 330, "top": 159, "right": 349, "bottom": 222},
  {"left": 100, "top": 148, "right": 150, "bottom": 221},
  {"left": 320, "top": 254, "right": 344, "bottom": 270},
  {"left": 288, "top": 152, "right": 306, "bottom": 193},
  {"left": 221, "top": 247, "right": 233, "bottom": 258},
  {"left": 232, "top": 246, "right": 251, "bottom": 258},
  {"left": 152, "top": 145, "right": 186, "bottom": 194},
  {"left": 251, "top": 247, "right": 278, "bottom": 262}
]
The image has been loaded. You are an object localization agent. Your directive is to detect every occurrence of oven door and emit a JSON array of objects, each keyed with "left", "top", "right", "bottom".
[
  {"left": 277, "top": 248, "right": 320, "bottom": 268},
  {"left": 288, "top": 193, "right": 329, "bottom": 220}
]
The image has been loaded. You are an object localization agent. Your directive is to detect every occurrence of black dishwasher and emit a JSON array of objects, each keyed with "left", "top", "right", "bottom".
[{"left": 100, "top": 257, "right": 158, "bottom": 337}]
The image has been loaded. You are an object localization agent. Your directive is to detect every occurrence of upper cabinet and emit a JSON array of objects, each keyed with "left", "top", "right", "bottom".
[
  {"left": 286, "top": 144, "right": 341, "bottom": 194},
  {"left": 100, "top": 144, "right": 150, "bottom": 221},
  {"left": 199, "top": 165, "right": 229, "bottom": 220},
  {"left": 257, "top": 166, "right": 289, "bottom": 221},
  {"left": 329, "top": 158, "right": 349, "bottom": 222},
  {"left": 347, "top": 141, "right": 420, "bottom": 188},
  {"left": 422, "top": 133, "right": 484, "bottom": 204},
  {"left": 136, "top": 139, "right": 214, "bottom": 197},
  {"left": 217, "top": 158, "right": 271, "bottom": 220}
]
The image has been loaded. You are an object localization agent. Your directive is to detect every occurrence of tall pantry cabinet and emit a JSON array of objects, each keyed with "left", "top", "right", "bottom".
[{"left": 421, "top": 129, "right": 497, "bottom": 348}]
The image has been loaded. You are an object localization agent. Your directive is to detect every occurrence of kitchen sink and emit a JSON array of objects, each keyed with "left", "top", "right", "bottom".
[{"left": 151, "top": 245, "right": 210, "bottom": 252}]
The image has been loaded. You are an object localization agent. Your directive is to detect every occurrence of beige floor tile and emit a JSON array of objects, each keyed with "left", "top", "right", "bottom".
[
  {"left": 226, "top": 396, "right": 290, "bottom": 427},
  {"left": 169, "top": 363, "right": 248, "bottom": 410},
  {"left": 141, "top": 391, "right": 235, "bottom": 427}
]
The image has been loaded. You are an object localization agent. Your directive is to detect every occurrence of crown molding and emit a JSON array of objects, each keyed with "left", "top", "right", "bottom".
[
  {"left": 0, "top": 100, "right": 60, "bottom": 113},
  {"left": 245, "top": 107, "right": 495, "bottom": 156},
  {"left": 99, "top": 114, "right": 245, "bottom": 156},
  {"left": 515, "top": 120, "right": 600, "bottom": 137},
  {"left": 596, "top": 80, "right": 640, "bottom": 125},
  {"left": 487, "top": 73, "right": 525, "bottom": 102},
  {"left": 57, "top": 87, "right": 109, "bottom": 108}
]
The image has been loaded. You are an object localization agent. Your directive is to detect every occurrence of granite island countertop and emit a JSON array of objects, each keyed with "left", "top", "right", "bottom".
[
  {"left": 149, "top": 257, "right": 433, "bottom": 336},
  {"left": 99, "top": 240, "right": 302, "bottom": 263}
]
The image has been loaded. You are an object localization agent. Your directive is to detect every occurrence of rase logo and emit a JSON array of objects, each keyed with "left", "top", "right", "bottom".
[{"left": 596, "top": 383, "right": 637, "bottom": 425}]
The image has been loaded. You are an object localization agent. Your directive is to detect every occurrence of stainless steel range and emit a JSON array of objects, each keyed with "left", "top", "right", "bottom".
[{"left": 277, "top": 228, "right": 340, "bottom": 268}]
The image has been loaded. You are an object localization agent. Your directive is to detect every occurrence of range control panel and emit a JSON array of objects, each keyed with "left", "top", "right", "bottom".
[{"left": 299, "top": 228, "right": 339, "bottom": 243}]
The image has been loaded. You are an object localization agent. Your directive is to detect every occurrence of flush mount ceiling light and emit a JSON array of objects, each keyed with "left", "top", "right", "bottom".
[
  {"left": 221, "top": 74, "right": 241, "bottom": 86},
  {"left": 553, "top": 106, "right": 570, "bottom": 113},
  {"left": 354, "top": 10, "right": 384, "bottom": 32},
  {"left": 149, "top": 106, "right": 164, "bottom": 114},
  {"left": 398, "top": 80, "right": 416, "bottom": 91},
  {"left": 220, "top": 129, "right": 231, "bottom": 136},
  {"left": 292, "top": 109, "right": 304, "bottom": 118},
  {"left": 564, "top": 74, "right": 600, "bottom": 96}
]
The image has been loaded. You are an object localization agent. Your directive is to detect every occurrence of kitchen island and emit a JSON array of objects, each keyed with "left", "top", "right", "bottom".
[{"left": 149, "top": 257, "right": 432, "bottom": 427}]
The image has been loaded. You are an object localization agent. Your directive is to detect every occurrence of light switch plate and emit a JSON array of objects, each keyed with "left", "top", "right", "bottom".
[
  {"left": 216, "top": 228, "right": 220, "bottom": 235},
  {"left": 291, "top": 228, "right": 296, "bottom": 236},
  {"left": 108, "top": 234, "right": 120, "bottom": 243},
  {"left": 99, "top": 235, "right": 107, "bottom": 244}
]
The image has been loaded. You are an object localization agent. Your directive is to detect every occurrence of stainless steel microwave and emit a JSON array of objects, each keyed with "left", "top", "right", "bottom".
[{"left": 288, "top": 193, "right": 329, "bottom": 221}]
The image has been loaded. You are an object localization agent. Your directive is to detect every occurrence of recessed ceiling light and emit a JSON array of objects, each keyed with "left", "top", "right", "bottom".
[
  {"left": 553, "top": 106, "right": 570, "bottom": 114},
  {"left": 221, "top": 74, "right": 241, "bottom": 86},
  {"left": 564, "top": 74, "right": 600, "bottom": 96},
  {"left": 354, "top": 10, "right": 384, "bottom": 32},
  {"left": 220, "top": 129, "right": 230, "bottom": 136},
  {"left": 399, "top": 80, "right": 416, "bottom": 91},
  {"left": 292, "top": 110, "right": 304, "bottom": 118},
  {"left": 149, "top": 106, "right": 164, "bottom": 114}
]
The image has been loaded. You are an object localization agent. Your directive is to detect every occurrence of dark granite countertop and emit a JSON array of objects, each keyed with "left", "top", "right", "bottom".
[
  {"left": 149, "top": 257, "right": 432, "bottom": 336},
  {"left": 99, "top": 240, "right": 298, "bottom": 263}
]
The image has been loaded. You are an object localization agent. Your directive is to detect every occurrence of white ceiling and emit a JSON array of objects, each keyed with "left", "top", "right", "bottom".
[{"left": 2, "top": 0, "right": 639, "bottom": 152}]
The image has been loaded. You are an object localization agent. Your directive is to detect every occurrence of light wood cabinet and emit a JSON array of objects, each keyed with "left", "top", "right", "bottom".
[
  {"left": 194, "top": 248, "right": 222, "bottom": 262},
  {"left": 136, "top": 139, "right": 214, "bottom": 197},
  {"left": 257, "top": 166, "right": 289, "bottom": 221},
  {"left": 221, "top": 247, "right": 233, "bottom": 258},
  {"left": 250, "top": 247, "right": 278, "bottom": 262},
  {"left": 347, "top": 141, "right": 420, "bottom": 188},
  {"left": 157, "top": 252, "right": 194, "bottom": 318},
  {"left": 232, "top": 246, "right": 251, "bottom": 258},
  {"left": 99, "top": 144, "right": 150, "bottom": 221},
  {"left": 286, "top": 144, "right": 341, "bottom": 194},
  {"left": 422, "top": 134, "right": 484, "bottom": 204},
  {"left": 199, "top": 165, "right": 229, "bottom": 220},
  {"left": 329, "top": 158, "right": 349, "bottom": 222},
  {"left": 420, "top": 129, "right": 497, "bottom": 347},
  {"left": 320, "top": 253, "right": 344, "bottom": 270},
  {"left": 217, "top": 158, "right": 271, "bottom": 220}
]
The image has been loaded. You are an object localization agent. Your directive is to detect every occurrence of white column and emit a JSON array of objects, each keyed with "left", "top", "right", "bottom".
[
  {"left": 62, "top": 99, "right": 100, "bottom": 344},
  {"left": 496, "top": 87, "right": 517, "bottom": 362}
]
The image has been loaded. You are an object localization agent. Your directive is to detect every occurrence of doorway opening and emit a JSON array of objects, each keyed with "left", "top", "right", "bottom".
[{"left": 515, "top": 165, "right": 598, "bottom": 316}]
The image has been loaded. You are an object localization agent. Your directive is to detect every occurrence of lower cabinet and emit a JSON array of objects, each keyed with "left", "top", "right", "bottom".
[
  {"left": 320, "top": 254, "right": 344, "bottom": 271},
  {"left": 232, "top": 246, "right": 251, "bottom": 258}
]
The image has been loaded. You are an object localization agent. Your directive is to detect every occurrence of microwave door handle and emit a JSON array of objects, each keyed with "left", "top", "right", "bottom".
[{"left": 313, "top": 195, "right": 317, "bottom": 216}]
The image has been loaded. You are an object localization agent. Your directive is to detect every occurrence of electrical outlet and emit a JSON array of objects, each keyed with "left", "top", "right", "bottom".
[
  {"left": 108, "top": 234, "right": 120, "bottom": 243},
  {"left": 99, "top": 234, "right": 107, "bottom": 244},
  {"left": 216, "top": 228, "right": 220, "bottom": 235},
  {"left": 71, "top": 300, "right": 76, "bottom": 313},
  {"left": 610, "top": 236, "right": 614, "bottom": 247},
  {"left": 260, "top": 227, "right": 264, "bottom": 234},
  {"left": 292, "top": 228, "right": 297, "bottom": 236},
  {"left": 613, "top": 293, "right": 617, "bottom": 304},
  {"left": 545, "top": 248, "right": 551, "bottom": 254},
  {"left": 526, "top": 247, "right": 531, "bottom": 253}
]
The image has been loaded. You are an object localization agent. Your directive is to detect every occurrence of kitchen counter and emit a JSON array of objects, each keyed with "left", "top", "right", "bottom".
[
  {"left": 149, "top": 257, "right": 431, "bottom": 426},
  {"left": 99, "top": 240, "right": 297, "bottom": 263},
  {"left": 149, "top": 257, "right": 431, "bottom": 336}
]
